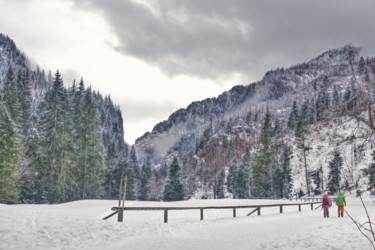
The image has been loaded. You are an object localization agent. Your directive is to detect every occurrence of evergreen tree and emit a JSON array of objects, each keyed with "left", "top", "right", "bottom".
[
  {"left": 287, "top": 101, "right": 298, "bottom": 129},
  {"left": 308, "top": 98, "right": 317, "bottom": 124},
  {"left": 316, "top": 89, "right": 330, "bottom": 121},
  {"left": 215, "top": 169, "right": 226, "bottom": 199},
  {"left": 77, "top": 87, "right": 105, "bottom": 199},
  {"left": 273, "top": 144, "right": 293, "bottom": 199},
  {"left": 35, "top": 70, "right": 76, "bottom": 203},
  {"left": 366, "top": 151, "right": 375, "bottom": 195},
  {"left": 19, "top": 115, "right": 39, "bottom": 202},
  {"left": 236, "top": 164, "right": 250, "bottom": 198},
  {"left": 163, "top": 158, "right": 184, "bottom": 201},
  {"left": 252, "top": 110, "right": 274, "bottom": 198},
  {"left": 0, "top": 102, "right": 19, "bottom": 203},
  {"left": 138, "top": 163, "right": 152, "bottom": 200},
  {"left": 327, "top": 149, "right": 343, "bottom": 194},
  {"left": 2, "top": 67, "right": 20, "bottom": 125},
  {"left": 226, "top": 164, "right": 237, "bottom": 195},
  {"left": 295, "top": 112, "right": 311, "bottom": 196},
  {"left": 124, "top": 161, "right": 136, "bottom": 200}
]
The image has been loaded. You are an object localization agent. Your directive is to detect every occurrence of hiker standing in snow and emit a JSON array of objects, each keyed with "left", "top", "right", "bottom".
[
  {"left": 336, "top": 192, "right": 346, "bottom": 217},
  {"left": 322, "top": 193, "right": 331, "bottom": 218}
]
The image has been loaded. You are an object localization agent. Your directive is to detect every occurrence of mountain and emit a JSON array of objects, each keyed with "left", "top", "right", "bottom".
[
  {"left": 2, "top": 33, "right": 374, "bottom": 203},
  {"left": 0, "top": 34, "right": 131, "bottom": 203},
  {"left": 134, "top": 44, "right": 375, "bottom": 199}
]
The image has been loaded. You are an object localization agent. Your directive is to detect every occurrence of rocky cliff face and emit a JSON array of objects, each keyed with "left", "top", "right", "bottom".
[{"left": 134, "top": 45, "right": 375, "bottom": 199}]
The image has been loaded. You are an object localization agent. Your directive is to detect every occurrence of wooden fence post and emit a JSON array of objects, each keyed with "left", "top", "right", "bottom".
[
  {"left": 258, "top": 207, "right": 261, "bottom": 216},
  {"left": 280, "top": 205, "right": 283, "bottom": 214},
  {"left": 117, "top": 177, "right": 123, "bottom": 222},
  {"left": 233, "top": 208, "right": 236, "bottom": 218},
  {"left": 299, "top": 204, "right": 301, "bottom": 212},
  {"left": 164, "top": 209, "right": 168, "bottom": 223},
  {"left": 200, "top": 208, "right": 204, "bottom": 220},
  {"left": 117, "top": 176, "right": 127, "bottom": 222}
]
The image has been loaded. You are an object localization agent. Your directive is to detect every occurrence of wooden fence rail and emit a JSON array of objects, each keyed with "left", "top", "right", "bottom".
[{"left": 103, "top": 201, "right": 322, "bottom": 223}]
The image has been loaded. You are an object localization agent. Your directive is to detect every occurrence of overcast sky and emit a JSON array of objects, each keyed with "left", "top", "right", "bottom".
[{"left": 1, "top": 0, "right": 375, "bottom": 144}]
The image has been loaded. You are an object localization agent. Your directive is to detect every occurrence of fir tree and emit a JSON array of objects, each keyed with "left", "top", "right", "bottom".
[
  {"left": 252, "top": 110, "right": 274, "bottom": 198},
  {"left": 295, "top": 112, "right": 311, "bottom": 196},
  {"left": 226, "top": 164, "right": 237, "bottom": 195},
  {"left": 0, "top": 102, "right": 19, "bottom": 203},
  {"left": 327, "top": 149, "right": 343, "bottom": 194},
  {"left": 138, "top": 163, "right": 152, "bottom": 200},
  {"left": 77, "top": 87, "right": 105, "bottom": 199},
  {"left": 2, "top": 67, "right": 19, "bottom": 125},
  {"left": 287, "top": 101, "right": 298, "bottom": 129},
  {"left": 215, "top": 169, "right": 226, "bottom": 199},
  {"left": 163, "top": 158, "right": 184, "bottom": 201},
  {"left": 236, "top": 164, "right": 250, "bottom": 198},
  {"left": 366, "top": 151, "right": 375, "bottom": 195},
  {"left": 273, "top": 144, "right": 293, "bottom": 199},
  {"left": 35, "top": 70, "right": 76, "bottom": 203}
]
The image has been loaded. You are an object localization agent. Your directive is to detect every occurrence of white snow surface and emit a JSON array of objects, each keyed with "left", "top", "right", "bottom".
[{"left": 0, "top": 195, "right": 373, "bottom": 250}]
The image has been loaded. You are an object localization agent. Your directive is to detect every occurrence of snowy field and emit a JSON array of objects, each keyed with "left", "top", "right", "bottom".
[{"left": 0, "top": 195, "right": 373, "bottom": 250}]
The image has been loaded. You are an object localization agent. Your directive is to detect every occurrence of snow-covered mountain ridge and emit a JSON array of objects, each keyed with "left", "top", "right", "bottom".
[{"left": 134, "top": 44, "right": 375, "bottom": 199}]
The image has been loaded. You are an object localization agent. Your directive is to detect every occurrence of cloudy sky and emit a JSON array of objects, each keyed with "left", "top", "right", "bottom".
[{"left": 1, "top": 0, "right": 375, "bottom": 144}]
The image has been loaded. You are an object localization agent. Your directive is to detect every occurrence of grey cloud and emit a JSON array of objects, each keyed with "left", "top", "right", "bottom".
[{"left": 73, "top": 0, "right": 375, "bottom": 82}]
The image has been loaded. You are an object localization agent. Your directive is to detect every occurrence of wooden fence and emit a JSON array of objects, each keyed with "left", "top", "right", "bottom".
[{"left": 103, "top": 201, "right": 322, "bottom": 223}]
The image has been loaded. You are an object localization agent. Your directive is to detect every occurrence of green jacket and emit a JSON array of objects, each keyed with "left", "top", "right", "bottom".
[{"left": 336, "top": 193, "right": 346, "bottom": 206}]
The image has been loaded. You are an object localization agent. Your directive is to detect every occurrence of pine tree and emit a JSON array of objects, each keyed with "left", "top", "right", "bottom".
[
  {"left": 35, "top": 70, "right": 76, "bottom": 203},
  {"left": 273, "top": 144, "right": 293, "bottom": 199},
  {"left": 215, "top": 169, "right": 226, "bottom": 199},
  {"left": 327, "top": 149, "right": 343, "bottom": 194},
  {"left": 2, "top": 68, "right": 20, "bottom": 124},
  {"left": 77, "top": 87, "right": 105, "bottom": 199},
  {"left": 138, "top": 163, "right": 152, "bottom": 200},
  {"left": 366, "top": 151, "right": 375, "bottom": 195},
  {"left": 226, "top": 164, "right": 237, "bottom": 195},
  {"left": 295, "top": 112, "right": 311, "bottom": 196},
  {"left": 0, "top": 102, "right": 19, "bottom": 203},
  {"left": 252, "top": 110, "right": 274, "bottom": 198},
  {"left": 287, "top": 101, "right": 298, "bottom": 129},
  {"left": 163, "top": 158, "right": 184, "bottom": 201},
  {"left": 236, "top": 164, "right": 250, "bottom": 198}
]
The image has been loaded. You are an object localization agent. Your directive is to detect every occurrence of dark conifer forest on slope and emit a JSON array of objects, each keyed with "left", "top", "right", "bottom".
[{"left": 0, "top": 34, "right": 135, "bottom": 203}]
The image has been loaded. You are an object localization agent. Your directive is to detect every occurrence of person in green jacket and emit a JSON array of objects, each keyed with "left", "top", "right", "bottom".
[{"left": 336, "top": 192, "right": 346, "bottom": 217}]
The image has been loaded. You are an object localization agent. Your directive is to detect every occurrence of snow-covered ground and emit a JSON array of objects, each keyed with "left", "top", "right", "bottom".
[{"left": 0, "top": 195, "right": 373, "bottom": 250}]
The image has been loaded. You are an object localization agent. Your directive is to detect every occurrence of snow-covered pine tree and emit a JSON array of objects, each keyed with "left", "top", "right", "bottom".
[
  {"left": 295, "top": 111, "right": 311, "bottom": 196},
  {"left": 0, "top": 102, "right": 19, "bottom": 203},
  {"left": 163, "top": 157, "right": 184, "bottom": 201},
  {"left": 215, "top": 169, "right": 226, "bottom": 199},
  {"left": 35, "top": 70, "right": 76, "bottom": 203},
  {"left": 77, "top": 86, "right": 105, "bottom": 199},
  {"left": 138, "top": 163, "right": 152, "bottom": 200},
  {"left": 273, "top": 143, "right": 293, "bottom": 199},
  {"left": 365, "top": 151, "right": 375, "bottom": 195},
  {"left": 252, "top": 109, "right": 273, "bottom": 198},
  {"left": 236, "top": 164, "right": 250, "bottom": 199},
  {"left": 226, "top": 164, "right": 237, "bottom": 196},
  {"left": 327, "top": 149, "right": 343, "bottom": 194},
  {"left": 287, "top": 100, "right": 298, "bottom": 129}
]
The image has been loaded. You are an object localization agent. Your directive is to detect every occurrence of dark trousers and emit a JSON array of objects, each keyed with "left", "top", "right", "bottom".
[{"left": 323, "top": 205, "right": 329, "bottom": 217}]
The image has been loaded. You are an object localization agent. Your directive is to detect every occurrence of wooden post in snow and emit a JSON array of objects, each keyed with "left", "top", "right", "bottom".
[
  {"left": 122, "top": 176, "right": 127, "bottom": 212},
  {"left": 117, "top": 176, "right": 127, "bottom": 222}
]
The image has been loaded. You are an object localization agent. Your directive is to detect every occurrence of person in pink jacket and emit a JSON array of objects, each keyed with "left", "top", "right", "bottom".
[{"left": 322, "top": 193, "right": 331, "bottom": 218}]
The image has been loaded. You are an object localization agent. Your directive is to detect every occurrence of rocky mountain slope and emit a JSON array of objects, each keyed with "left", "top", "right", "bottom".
[{"left": 134, "top": 45, "right": 375, "bottom": 199}]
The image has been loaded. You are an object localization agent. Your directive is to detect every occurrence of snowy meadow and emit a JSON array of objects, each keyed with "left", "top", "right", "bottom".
[{"left": 0, "top": 195, "right": 373, "bottom": 250}]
